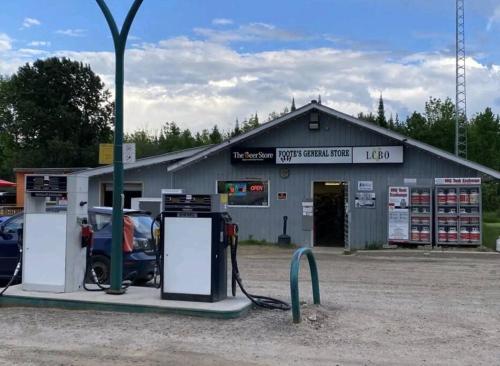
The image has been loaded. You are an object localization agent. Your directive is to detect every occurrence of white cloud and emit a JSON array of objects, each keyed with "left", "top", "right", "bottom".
[
  {"left": 27, "top": 41, "right": 51, "bottom": 47},
  {"left": 487, "top": 5, "right": 500, "bottom": 30},
  {"left": 22, "top": 17, "right": 41, "bottom": 29},
  {"left": 56, "top": 29, "right": 86, "bottom": 37},
  {"left": 194, "top": 22, "right": 304, "bottom": 43},
  {"left": 1, "top": 36, "right": 500, "bottom": 134},
  {"left": 212, "top": 18, "right": 233, "bottom": 26},
  {"left": 0, "top": 33, "right": 12, "bottom": 52}
]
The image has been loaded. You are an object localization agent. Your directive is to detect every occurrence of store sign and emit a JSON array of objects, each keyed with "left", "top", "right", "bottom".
[
  {"left": 231, "top": 146, "right": 403, "bottom": 165},
  {"left": 276, "top": 147, "right": 352, "bottom": 164},
  {"left": 353, "top": 146, "right": 403, "bottom": 164},
  {"left": 355, "top": 192, "right": 376, "bottom": 208},
  {"left": 357, "top": 181, "right": 373, "bottom": 191},
  {"left": 231, "top": 148, "right": 275, "bottom": 164},
  {"left": 434, "top": 177, "right": 481, "bottom": 185}
]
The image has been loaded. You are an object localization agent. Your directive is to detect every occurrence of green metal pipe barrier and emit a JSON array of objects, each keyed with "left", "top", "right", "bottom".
[{"left": 290, "top": 248, "right": 321, "bottom": 323}]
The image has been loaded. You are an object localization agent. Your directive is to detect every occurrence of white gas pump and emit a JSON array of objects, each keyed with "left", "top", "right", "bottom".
[{"left": 22, "top": 174, "right": 88, "bottom": 293}]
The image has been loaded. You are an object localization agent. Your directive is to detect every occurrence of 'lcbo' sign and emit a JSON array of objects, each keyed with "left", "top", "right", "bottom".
[{"left": 365, "top": 150, "right": 390, "bottom": 161}]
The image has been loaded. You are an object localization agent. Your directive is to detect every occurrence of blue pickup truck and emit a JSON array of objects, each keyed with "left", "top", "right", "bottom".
[{"left": 0, "top": 207, "right": 157, "bottom": 286}]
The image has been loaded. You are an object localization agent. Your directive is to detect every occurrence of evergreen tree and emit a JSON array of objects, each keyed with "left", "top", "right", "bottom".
[
  {"left": 357, "top": 112, "right": 377, "bottom": 123},
  {"left": 468, "top": 108, "right": 500, "bottom": 170},
  {"left": 291, "top": 97, "right": 296, "bottom": 112},
  {"left": 388, "top": 113, "right": 395, "bottom": 130},
  {"left": 232, "top": 118, "right": 241, "bottom": 137},
  {"left": 241, "top": 113, "right": 260, "bottom": 133},
  {"left": 424, "top": 97, "right": 455, "bottom": 153},
  {"left": 376, "top": 94, "right": 388, "bottom": 128},
  {"left": 209, "top": 125, "right": 223, "bottom": 144}
]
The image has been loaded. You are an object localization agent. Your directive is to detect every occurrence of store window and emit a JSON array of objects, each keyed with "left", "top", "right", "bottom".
[{"left": 216, "top": 180, "right": 269, "bottom": 207}]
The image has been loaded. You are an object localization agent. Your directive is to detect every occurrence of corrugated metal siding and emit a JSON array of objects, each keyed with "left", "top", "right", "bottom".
[
  {"left": 87, "top": 113, "right": 478, "bottom": 249},
  {"left": 171, "top": 113, "right": 478, "bottom": 249}
]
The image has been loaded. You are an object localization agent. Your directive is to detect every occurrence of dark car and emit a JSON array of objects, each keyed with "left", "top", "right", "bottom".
[{"left": 0, "top": 207, "right": 157, "bottom": 286}]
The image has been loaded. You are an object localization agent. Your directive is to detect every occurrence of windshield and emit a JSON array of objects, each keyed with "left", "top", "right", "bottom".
[
  {"left": 130, "top": 215, "right": 156, "bottom": 239},
  {"left": 90, "top": 212, "right": 157, "bottom": 239}
]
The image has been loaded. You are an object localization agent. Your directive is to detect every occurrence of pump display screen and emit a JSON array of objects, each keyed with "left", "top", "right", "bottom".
[
  {"left": 217, "top": 180, "right": 269, "bottom": 207},
  {"left": 26, "top": 175, "right": 67, "bottom": 192}
]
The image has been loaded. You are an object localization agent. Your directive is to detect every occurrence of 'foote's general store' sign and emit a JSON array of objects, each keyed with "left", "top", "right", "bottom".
[{"left": 231, "top": 146, "right": 403, "bottom": 164}]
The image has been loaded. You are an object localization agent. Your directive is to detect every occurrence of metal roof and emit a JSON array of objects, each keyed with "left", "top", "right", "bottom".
[
  {"left": 73, "top": 145, "right": 210, "bottom": 178},
  {"left": 167, "top": 102, "right": 500, "bottom": 180}
]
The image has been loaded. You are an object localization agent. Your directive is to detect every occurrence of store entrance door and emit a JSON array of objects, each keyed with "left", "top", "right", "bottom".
[
  {"left": 313, "top": 181, "right": 346, "bottom": 247},
  {"left": 102, "top": 183, "right": 142, "bottom": 209}
]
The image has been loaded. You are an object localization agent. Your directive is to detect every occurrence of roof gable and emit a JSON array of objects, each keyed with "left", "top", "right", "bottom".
[{"left": 167, "top": 102, "right": 500, "bottom": 180}]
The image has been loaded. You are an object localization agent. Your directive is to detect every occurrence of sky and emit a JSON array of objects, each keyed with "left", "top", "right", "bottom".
[{"left": 0, "top": 0, "right": 500, "bottom": 133}]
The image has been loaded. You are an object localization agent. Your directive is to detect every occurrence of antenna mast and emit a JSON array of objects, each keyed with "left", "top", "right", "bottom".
[{"left": 455, "top": 0, "right": 467, "bottom": 157}]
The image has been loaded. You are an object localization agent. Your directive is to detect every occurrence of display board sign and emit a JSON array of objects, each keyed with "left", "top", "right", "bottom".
[
  {"left": 353, "top": 146, "right": 403, "bottom": 164},
  {"left": 388, "top": 210, "right": 410, "bottom": 241},
  {"left": 276, "top": 147, "right": 352, "bottom": 164},
  {"left": 388, "top": 186, "right": 410, "bottom": 241},
  {"left": 357, "top": 181, "right": 373, "bottom": 191},
  {"left": 231, "top": 148, "right": 275, "bottom": 164},
  {"left": 355, "top": 192, "right": 376, "bottom": 208},
  {"left": 388, "top": 186, "right": 409, "bottom": 208},
  {"left": 434, "top": 177, "right": 481, "bottom": 185},
  {"left": 99, "top": 143, "right": 113, "bottom": 165},
  {"left": 26, "top": 175, "right": 67, "bottom": 192},
  {"left": 99, "top": 143, "right": 136, "bottom": 164},
  {"left": 123, "top": 143, "right": 136, "bottom": 164}
]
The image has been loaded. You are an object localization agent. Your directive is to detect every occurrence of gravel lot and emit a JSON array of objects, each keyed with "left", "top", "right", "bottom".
[{"left": 0, "top": 246, "right": 499, "bottom": 365}]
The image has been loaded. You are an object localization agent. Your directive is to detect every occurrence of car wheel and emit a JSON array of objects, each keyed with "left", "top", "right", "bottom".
[
  {"left": 133, "top": 276, "right": 153, "bottom": 286},
  {"left": 87, "top": 255, "right": 110, "bottom": 285}
]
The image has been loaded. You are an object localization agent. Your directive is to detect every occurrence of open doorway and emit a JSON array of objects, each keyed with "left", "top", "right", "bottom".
[
  {"left": 313, "top": 181, "right": 346, "bottom": 247},
  {"left": 102, "top": 182, "right": 143, "bottom": 209}
]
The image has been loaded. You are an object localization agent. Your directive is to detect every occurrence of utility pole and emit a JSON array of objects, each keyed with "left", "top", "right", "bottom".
[
  {"left": 455, "top": 0, "right": 467, "bottom": 158},
  {"left": 96, "top": 0, "right": 143, "bottom": 294}
]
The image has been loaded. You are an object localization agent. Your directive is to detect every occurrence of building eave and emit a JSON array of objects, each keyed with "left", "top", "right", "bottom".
[
  {"left": 167, "top": 102, "right": 500, "bottom": 180},
  {"left": 73, "top": 145, "right": 211, "bottom": 178}
]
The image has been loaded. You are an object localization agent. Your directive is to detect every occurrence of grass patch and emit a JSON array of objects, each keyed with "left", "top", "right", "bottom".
[
  {"left": 482, "top": 211, "right": 500, "bottom": 250},
  {"left": 483, "top": 222, "right": 500, "bottom": 250},
  {"left": 238, "top": 235, "right": 295, "bottom": 248},
  {"left": 238, "top": 239, "right": 275, "bottom": 246},
  {"left": 483, "top": 210, "right": 500, "bottom": 223}
]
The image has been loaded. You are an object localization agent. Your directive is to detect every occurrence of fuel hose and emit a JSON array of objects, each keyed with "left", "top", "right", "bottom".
[
  {"left": 0, "top": 228, "right": 23, "bottom": 297},
  {"left": 150, "top": 214, "right": 162, "bottom": 289},
  {"left": 230, "top": 228, "right": 290, "bottom": 311}
]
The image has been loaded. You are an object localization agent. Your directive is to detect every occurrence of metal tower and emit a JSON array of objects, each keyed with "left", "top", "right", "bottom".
[{"left": 455, "top": 0, "right": 467, "bottom": 158}]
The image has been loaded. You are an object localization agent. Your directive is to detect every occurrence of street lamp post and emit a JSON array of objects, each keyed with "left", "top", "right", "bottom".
[{"left": 96, "top": 0, "right": 143, "bottom": 294}]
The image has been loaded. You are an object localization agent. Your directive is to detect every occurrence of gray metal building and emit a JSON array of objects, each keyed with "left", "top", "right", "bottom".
[{"left": 86, "top": 102, "right": 500, "bottom": 250}]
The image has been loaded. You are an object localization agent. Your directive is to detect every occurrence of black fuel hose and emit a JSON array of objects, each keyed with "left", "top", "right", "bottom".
[
  {"left": 0, "top": 228, "right": 23, "bottom": 297},
  {"left": 150, "top": 214, "right": 162, "bottom": 289},
  {"left": 83, "top": 245, "right": 135, "bottom": 292},
  {"left": 230, "top": 231, "right": 290, "bottom": 311}
]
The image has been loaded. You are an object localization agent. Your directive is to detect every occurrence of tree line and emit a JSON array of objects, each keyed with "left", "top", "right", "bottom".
[{"left": 0, "top": 57, "right": 498, "bottom": 208}]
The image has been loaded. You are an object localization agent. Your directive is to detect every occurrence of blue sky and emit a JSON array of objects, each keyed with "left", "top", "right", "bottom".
[{"left": 1, "top": 0, "right": 499, "bottom": 132}]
